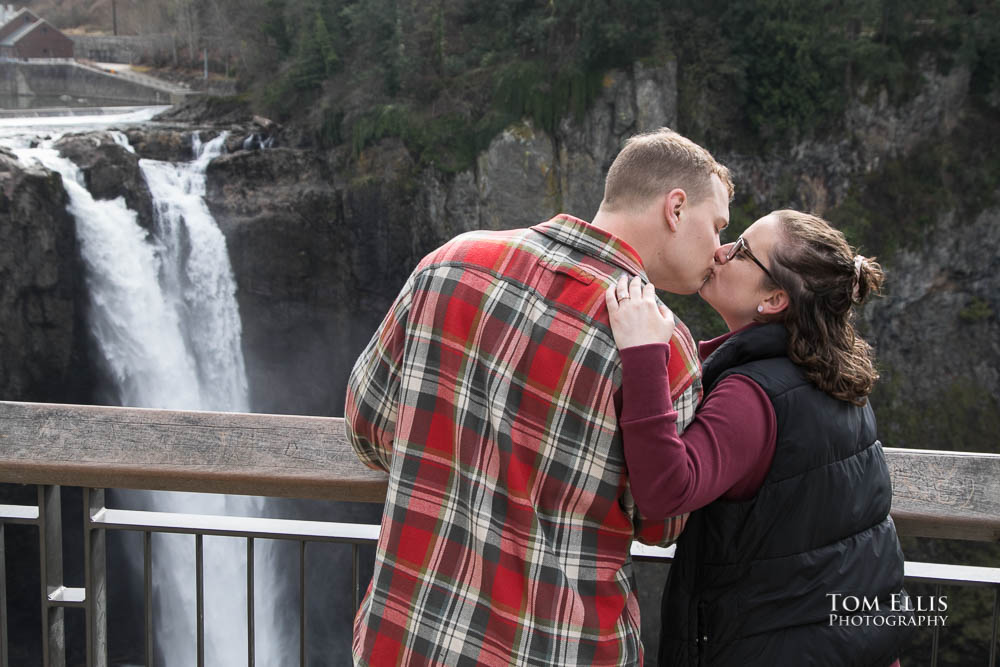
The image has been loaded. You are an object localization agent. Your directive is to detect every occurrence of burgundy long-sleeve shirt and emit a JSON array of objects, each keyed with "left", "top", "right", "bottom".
[{"left": 618, "top": 327, "right": 776, "bottom": 518}]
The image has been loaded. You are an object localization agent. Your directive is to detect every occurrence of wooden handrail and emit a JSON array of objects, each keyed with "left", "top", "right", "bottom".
[
  {"left": 1, "top": 401, "right": 998, "bottom": 541},
  {"left": 886, "top": 447, "right": 1000, "bottom": 542},
  {"left": 0, "top": 400, "right": 387, "bottom": 502}
]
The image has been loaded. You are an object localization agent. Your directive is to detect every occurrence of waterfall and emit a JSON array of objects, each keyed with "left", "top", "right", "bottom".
[
  {"left": 14, "top": 143, "right": 203, "bottom": 410},
  {"left": 137, "top": 132, "right": 249, "bottom": 413},
  {"left": 12, "top": 127, "right": 289, "bottom": 666}
]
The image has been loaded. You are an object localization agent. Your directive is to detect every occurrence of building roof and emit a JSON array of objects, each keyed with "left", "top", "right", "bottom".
[
  {"left": 3, "top": 7, "right": 41, "bottom": 25},
  {"left": 0, "top": 7, "right": 40, "bottom": 40},
  {"left": 1, "top": 17, "right": 67, "bottom": 47}
]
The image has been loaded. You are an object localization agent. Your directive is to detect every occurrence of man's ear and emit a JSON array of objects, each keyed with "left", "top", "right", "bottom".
[
  {"left": 761, "top": 289, "right": 789, "bottom": 316},
  {"left": 664, "top": 189, "right": 686, "bottom": 233}
]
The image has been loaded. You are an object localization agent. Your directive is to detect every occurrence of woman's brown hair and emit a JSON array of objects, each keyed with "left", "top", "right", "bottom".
[{"left": 764, "top": 210, "right": 884, "bottom": 405}]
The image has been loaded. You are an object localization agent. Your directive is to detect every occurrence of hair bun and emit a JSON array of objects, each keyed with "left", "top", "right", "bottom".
[{"left": 851, "top": 254, "right": 884, "bottom": 304}]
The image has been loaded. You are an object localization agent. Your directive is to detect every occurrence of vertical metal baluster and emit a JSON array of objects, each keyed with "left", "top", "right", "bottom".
[
  {"left": 930, "top": 583, "right": 942, "bottom": 667},
  {"left": 39, "top": 485, "right": 65, "bottom": 667},
  {"left": 196, "top": 535, "right": 204, "bottom": 667},
  {"left": 247, "top": 538, "right": 254, "bottom": 667},
  {"left": 352, "top": 544, "right": 360, "bottom": 611},
  {"left": 144, "top": 532, "right": 153, "bottom": 667},
  {"left": 84, "top": 489, "right": 108, "bottom": 667},
  {"left": 82, "top": 488, "right": 91, "bottom": 667},
  {"left": 989, "top": 585, "right": 998, "bottom": 667},
  {"left": 0, "top": 522, "right": 8, "bottom": 667},
  {"left": 38, "top": 486, "right": 49, "bottom": 667},
  {"left": 300, "top": 541, "right": 306, "bottom": 667}
]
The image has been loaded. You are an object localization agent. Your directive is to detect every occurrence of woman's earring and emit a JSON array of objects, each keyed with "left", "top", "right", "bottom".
[{"left": 757, "top": 305, "right": 764, "bottom": 313}]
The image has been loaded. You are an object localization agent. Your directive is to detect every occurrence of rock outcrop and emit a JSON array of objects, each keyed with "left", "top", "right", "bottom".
[
  {"left": 122, "top": 127, "right": 198, "bottom": 162},
  {"left": 0, "top": 147, "right": 88, "bottom": 403},
  {"left": 723, "top": 64, "right": 972, "bottom": 216},
  {"left": 204, "top": 145, "right": 357, "bottom": 416},
  {"left": 864, "top": 205, "right": 1000, "bottom": 450},
  {"left": 55, "top": 131, "right": 156, "bottom": 231}
]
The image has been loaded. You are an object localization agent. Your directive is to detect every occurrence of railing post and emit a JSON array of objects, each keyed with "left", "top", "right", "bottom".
[
  {"left": 247, "top": 538, "right": 255, "bottom": 667},
  {"left": 0, "top": 523, "right": 8, "bottom": 667},
  {"left": 196, "top": 535, "right": 204, "bottom": 667},
  {"left": 38, "top": 485, "right": 65, "bottom": 667},
  {"left": 84, "top": 489, "right": 108, "bottom": 667},
  {"left": 144, "top": 531, "right": 153, "bottom": 667},
  {"left": 300, "top": 541, "right": 306, "bottom": 667},
  {"left": 990, "top": 585, "right": 998, "bottom": 667}
]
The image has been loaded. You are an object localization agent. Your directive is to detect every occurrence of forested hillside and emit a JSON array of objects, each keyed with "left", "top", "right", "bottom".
[{"left": 23, "top": 1, "right": 1000, "bottom": 163}]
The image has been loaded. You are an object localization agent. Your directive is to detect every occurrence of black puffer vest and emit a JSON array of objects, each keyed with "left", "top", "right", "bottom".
[{"left": 658, "top": 324, "right": 912, "bottom": 666}]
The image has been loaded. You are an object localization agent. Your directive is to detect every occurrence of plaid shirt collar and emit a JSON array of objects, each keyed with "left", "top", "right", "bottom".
[{"left": 532, "top": 214, "right": 647, "bottom": 277}]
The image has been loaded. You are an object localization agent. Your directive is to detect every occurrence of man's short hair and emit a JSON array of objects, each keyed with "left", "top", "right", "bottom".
[{"left": 601, "top": 128, "right": 734, "bottom": 213}]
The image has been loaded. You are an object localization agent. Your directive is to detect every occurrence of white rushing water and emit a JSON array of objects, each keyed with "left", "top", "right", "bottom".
[
  {"left": 8, "top": 113, "right": 288, "bottom": 666},
  {"left": 138, "top": 132, "right": 249, "bottom": 412}
]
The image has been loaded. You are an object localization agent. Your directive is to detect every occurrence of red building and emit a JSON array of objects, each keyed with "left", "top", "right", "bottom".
[{"left": 0, "top": 8, "right": 74, "bottom": 59}]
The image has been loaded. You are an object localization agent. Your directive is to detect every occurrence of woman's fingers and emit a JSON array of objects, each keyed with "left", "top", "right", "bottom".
[
  {"left": 605, "top": 283, "right": 619, "bottom": 314},
  {"left": 643, "top": 281, "right": 657, "bottom": 303},
  {"left": 605, "top": 275, "right": 677, "bottom": 348},
  {"left": 629, "top": 275, "right": 644, "bottom": 301},
  {"left": 616, "top": 274, "right": 629, "bottom": 299}
]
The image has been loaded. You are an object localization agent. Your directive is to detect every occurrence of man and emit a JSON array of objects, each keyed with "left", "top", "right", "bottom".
[{"left": 346, "top": 128, "right": 733, "bottom": 666}]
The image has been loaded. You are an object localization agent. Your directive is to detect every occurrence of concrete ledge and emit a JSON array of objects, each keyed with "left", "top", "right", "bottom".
[{"left": 0, "top": 60, "right": 193, "bottom": 105}]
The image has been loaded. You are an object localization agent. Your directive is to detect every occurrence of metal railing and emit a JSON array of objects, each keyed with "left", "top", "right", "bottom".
[
  {"left": 0, "top": 488, "right": 381, "bottom": 666},
  {"left": 1, "top": 400, "right": 998, "bottom": 666}
]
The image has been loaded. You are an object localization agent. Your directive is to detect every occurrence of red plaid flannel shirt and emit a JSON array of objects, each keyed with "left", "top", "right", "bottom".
[{"left": 346, "top": 215, "right": 701, "bottom": 666}]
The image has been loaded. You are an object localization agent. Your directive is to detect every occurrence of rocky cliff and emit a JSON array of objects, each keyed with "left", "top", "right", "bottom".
[{"left": 0, "top": 147, "right": 89, "bottom": 403}]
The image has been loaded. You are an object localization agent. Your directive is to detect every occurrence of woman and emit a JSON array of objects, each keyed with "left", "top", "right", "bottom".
[{"left": 605, "top": 210, "right": 911, "bottom": 666}]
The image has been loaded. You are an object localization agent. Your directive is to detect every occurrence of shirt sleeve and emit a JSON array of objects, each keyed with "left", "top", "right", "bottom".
[
  {"left": 344, "top": 274, "right": 414, "bottom": 472},
  {"left": 624, "top": 343, "right": 692, "bottom": 546},
  {"left": 619, "top": 343, "right": 776, "bottom": 520}
]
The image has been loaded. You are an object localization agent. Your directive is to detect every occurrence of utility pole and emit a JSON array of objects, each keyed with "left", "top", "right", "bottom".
[{"left": 112, "top": 0, "right": 118, "bottom": 36}]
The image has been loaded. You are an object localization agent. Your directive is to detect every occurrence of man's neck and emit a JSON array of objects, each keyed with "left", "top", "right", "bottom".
[{"left": 591, "top": 209, "right": 652, "bottom": 263}]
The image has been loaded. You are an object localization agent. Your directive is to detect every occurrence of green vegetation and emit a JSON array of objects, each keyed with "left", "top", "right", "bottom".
[
  {"left": 110, "top": 1, "right": 999, "bottom": 171},
  {"left": 246, "top": 0, "right": 670, "bottom": 168},
  {"left": 493, "top": 62, "right": 604, "bottom": 136},
  {"left": 668, "top": 0, "right": 1000, "bottom": 149},
  {"left": 959, "top": 296, "right": 995, "bottom": 323}
]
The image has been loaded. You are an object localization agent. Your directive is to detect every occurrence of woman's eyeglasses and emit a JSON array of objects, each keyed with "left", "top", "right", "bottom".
[{"left": 726, "top": 235, "right": 775, "bottom": 282}]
